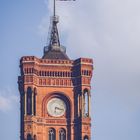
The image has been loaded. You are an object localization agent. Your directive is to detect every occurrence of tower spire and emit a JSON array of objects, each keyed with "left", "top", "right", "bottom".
[
  {"left": 42, "top": 0, "right": 72, "bottom": 60},
  {"left": 49, "top": 0, "right": 60, "bottom": 50}
]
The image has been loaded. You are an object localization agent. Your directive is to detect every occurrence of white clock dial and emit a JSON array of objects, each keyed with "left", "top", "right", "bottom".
[{"left": 47, "top": 98, "right": 66, "bottom": 117}]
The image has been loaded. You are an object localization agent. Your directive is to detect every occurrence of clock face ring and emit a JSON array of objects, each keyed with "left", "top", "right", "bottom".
[{"left": 47, "top": 98, "right": 66, "bottom": 117}]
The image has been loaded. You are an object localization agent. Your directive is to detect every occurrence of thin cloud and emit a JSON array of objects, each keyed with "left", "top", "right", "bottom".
[{"left": 0, "top": 88, "right": 18, "bottom": 112}]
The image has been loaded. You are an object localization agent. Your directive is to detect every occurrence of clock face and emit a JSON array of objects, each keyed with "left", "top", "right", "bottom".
[{"left": 47, "top": 98, "right": 66, "bottom": 117}]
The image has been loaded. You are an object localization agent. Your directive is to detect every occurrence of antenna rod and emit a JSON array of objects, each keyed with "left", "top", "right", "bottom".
[{"left": 54, "top": 0, "right": 56, "bottom": 16}]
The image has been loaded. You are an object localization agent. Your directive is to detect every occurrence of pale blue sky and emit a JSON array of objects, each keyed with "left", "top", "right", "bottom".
[{"left": 0, "top": 0, "right": 140, "bottom": 140}]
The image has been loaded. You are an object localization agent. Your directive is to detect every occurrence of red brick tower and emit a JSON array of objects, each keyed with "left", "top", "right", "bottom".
[{"left": 18, "top": 1, "right": 93, "bottom": 140}]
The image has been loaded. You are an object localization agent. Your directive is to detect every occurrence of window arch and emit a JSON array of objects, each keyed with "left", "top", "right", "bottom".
[
  {"left": 84, "top": 135, "right": 89, "bottom": 140},
  {"left": 59, "top": 128, "right": 66, "bottom": 140},
  {"left": 27, "top": 134, "right": 32, "bottom": 140},
  {"left": 27, "top": 87, "right": 32, "bottom": 115},
  {"left": 49, "top": 128, "right": 56, "bottom": 140}
]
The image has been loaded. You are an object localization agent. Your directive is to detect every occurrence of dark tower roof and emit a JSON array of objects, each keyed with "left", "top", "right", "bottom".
[
  {"left": 42, "top": 50, "right": 69, "bottom": 60},
  {"left": 42, "top": 3, "right": 69, "bottom": 60}
]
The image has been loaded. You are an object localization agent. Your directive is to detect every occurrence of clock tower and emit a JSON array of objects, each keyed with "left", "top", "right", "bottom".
[{"left": 18, "top": 1, "right": 93, "bottom": 140}]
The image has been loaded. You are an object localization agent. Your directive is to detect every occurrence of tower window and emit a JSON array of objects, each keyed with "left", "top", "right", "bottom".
[
  {"left": 66, "top": 72, "right": 68, "bottom": 77},
  {"left": 39, "top": 71, "right": 41, "bottom": 76},
  {"left": 27, "top": 68, "right": 29, "bottom": 74},
  {"left": 27, "top": 134, "right": 32, "bottom": 140},
  {"left": 34, "top": 92, "right": 36, "bottom": 115},
  {"left": 60, "top": 72, "right": 62, "bottom": 77},
  {"left": 24, "top": 68, "right": 27, "bottom": 74},
  {"left": 84, "top": 135, "right": 89, "bottom": 140},
  {"left": 49, "top": 128, "right": 56, "bottom": 140},
  {"left": 54, "top": 71, "right": 56, "bottom": 76},
  {"left": 83, "top": 89, "right": 89, "bottom": 117},
  {"left": 85, "top": 92, "right": 88, "bottom": 116},
  {"left": 27, "top": 87, "right": 32, "bottom": 115},
  {"left": 52, "top": 71, "right": 55, "bottom": 76},
  {"left": 63, "top": 72, "right": 65, "bottom": 77},
  {"left": 59, "top": 128, "right": 66, "bottom": 140},
  {"left": 42, "top": 71, "right": 44, "bottom": 76}
]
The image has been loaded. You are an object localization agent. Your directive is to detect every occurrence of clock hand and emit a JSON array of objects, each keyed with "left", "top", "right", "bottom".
[{"left": 55, "top": 107, "right": 64, "bottom": 111}]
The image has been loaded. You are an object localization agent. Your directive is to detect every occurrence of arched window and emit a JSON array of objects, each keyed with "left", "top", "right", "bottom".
[
  {"left": 27, "top": 68, "right": 29, "bottom": 74},
  {"left": 52, "top": 72, "right": 55, "bottom": 77},
  {"left": 42, "top": 71, "right": 44, "bottom": 76},
  {"left": 66, "top": 72, "right": 68, "bottom": 77},
  {"left": 59, "top": 72, "right": 61, "bottom": 77},
  {"left": 49, "top": 128, "right": 56, "bottom": 140},
  {"left": 48, "top": 71, "right": 50, "bottom": 76},
  {"left": 58, "top": 72, "right": 60, "bottom": 76},
  {"left": 63, "top": 72, "right": 65, "bottom": 77},
  {"left": 46, "top": 71, "right": 48, "bottom": 75},
  {"left": 24, "top": 68, "right": 27, "bottom": 74},
  {"left": 34, "top": 88, "right": 37, "bottom": 115},
  {"left": 83, "top": 89, "right": 89, "bottom": 117},
  {"left": 31, "top": 68, "right": 33, "bottom": 73},
  {"left": 84, "top": 135, "right": 89, "bottom": 140},
  {"left": 59, "top": 128, "right": 66, "bottom": 140},
  {"left": 55, "top": 72, "right": 57, "bottom": 77},
  {"left": 39, "top": 71, "right": 41, "bottom": 76},
  {"left": 27, "top": 134, "right": 32, "bottom": 140},
  {"left": 27, "top": 87, "right": 32, "bottom": 115}
]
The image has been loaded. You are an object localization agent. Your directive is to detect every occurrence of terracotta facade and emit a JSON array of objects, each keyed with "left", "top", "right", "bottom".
[{"left": 18, "top": 56, "right": 93, "bottom": 140}]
